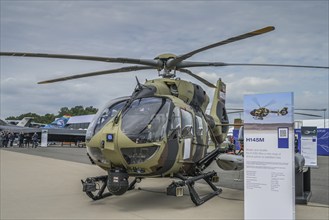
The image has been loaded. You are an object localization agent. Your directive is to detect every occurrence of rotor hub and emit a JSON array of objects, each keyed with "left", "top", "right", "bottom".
[{"left": 154, "top": 53, "right": 178, "bottom": 78}]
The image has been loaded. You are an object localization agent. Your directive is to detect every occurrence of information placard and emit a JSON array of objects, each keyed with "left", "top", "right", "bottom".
[
  {"left": 301, "top": 126, "right": 317, "bottom": 167},
  {"left": 244, "top": 92, "right": 295, "bottom": 220},
  {"left": 41, "top": 129, "right": 48, "bottom": 147}
]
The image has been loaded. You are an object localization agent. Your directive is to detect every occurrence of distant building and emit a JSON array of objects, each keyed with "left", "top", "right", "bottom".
[
  {"left": 295, "top": 119, "right": 329, "bottom": 129},
  {"left": 65, "top": 114, "right": 95, "bottom": 130}
]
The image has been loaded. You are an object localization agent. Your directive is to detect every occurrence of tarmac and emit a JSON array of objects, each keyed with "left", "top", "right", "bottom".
[{"left": 1, "top": 149, "right": 329, "bottom": 220}]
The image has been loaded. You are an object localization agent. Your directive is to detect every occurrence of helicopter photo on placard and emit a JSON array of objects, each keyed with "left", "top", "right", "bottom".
[
  {"left": 248, "top": 98, "right": 289, "bottom": 120},
  {"left": 1, "top": 26, "right": 328, "bottom": 206},
  {"left": 250, "top": 106, "right": 289, "bottom": 120},
  {"left": 244, "top": 93, "right": 294, "bottom": 124}
]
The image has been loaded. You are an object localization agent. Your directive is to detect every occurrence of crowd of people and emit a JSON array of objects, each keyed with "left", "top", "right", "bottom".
[{"left": 0, "top": 131, "right": 39, "bottom": 148}]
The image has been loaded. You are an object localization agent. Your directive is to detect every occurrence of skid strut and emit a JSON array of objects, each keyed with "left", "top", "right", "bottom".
[
  {"left": 167, "top": 171, "right": 222, "bottom": 206},
  {"left": 81, "top": 175, "right": 139, "bottom": 201}
]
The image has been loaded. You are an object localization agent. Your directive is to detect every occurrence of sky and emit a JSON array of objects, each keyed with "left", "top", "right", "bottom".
[{"left": 1, "top": 0, "right": 328, "bottom": 123}]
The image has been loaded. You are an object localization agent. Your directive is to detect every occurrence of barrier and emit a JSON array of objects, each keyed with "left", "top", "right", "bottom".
[{"left": 295, "top": 128, "right": 329, "bottom": 156}]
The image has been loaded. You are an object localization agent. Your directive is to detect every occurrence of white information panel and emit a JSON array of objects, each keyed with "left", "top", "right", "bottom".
[
  {"left": 41, "top": 129, "right": 48, "bottom": 147},
  {"left": 244, "top": 92, "right": 295, "bottom": 220},
  {"left": 301, "top": 126, "right": 317, "bottom": 167}
]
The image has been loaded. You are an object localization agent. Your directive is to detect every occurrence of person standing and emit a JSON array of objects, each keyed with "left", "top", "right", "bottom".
[
  {"left": 32, "top": 132, "right": 38, "bottom": 148},
  {"left": 3, "top": 131, "right": 9, "bottom": 148},
  {"left": 18, "top": 132, "right": 24, "bottom": 148},
  {"left": 0, "top": 131, "right": 3, "bottom": 148},
  {"left": 9, "top": 132, "right": 15, "bottom": 147},
  {"left": 24, "top": 133, "right": 30, "bottom": 147}
]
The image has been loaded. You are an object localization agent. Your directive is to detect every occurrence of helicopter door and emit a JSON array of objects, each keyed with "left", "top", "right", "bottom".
[
  {"left": 193, "top": 115, "right": 208, "bottom": 161},
  {"left": 180, "top": 109, "right": 194, "bottom": 160}
]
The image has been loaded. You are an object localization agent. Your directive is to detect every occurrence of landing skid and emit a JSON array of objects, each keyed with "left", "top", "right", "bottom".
[
  {"left": 81, "top": 175, "right": 138, "bottom": 201},
  {"left": 81, "top": 171, "right": 221, "bottom": 206},
  {"left": 167, "top": 171, "right": 222, "bottom": 206}
]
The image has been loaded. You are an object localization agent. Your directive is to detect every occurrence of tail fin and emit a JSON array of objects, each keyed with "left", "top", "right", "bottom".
[
  {"left": 209, "top": 78, "right": 229, "bottom": 144},
  {"left": 16, "top": 117, "right": 34, "bottom": 127},
  {"left": 44, "top": 115, "right": 71, "bottom": 128}
]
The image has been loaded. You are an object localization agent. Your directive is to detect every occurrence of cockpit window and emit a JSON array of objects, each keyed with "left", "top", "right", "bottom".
[
  {"left": 195, "top": 114, "right": 208, "bottom": 138},
  {"left": 94, "top": 101, "right": 126, "bottom": 134},
  {"left": 121, "top": 97, "right": 170, "bottom": 143},
  {"left": 86, "top": 98, "right": 127, "bottom": 141},
  {"left": 170, "top": 107, "right": 181, "bottom": 130},
  {"left": 195, "top": 115, "right": 203, "bottom": 136},
  {"left": 181, "top": 109, "right": 193, "bottom": 136}
]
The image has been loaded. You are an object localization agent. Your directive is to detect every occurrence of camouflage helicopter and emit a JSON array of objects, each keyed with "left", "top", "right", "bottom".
[
  {"left": 249, "top": 98, "right": 321, "bottom": 120},
  {"left": 1, "top": 26, "right": 328, "bottom": 206},
  {"left": 250, "top": 106, "right": 288, "bottom": 120}
]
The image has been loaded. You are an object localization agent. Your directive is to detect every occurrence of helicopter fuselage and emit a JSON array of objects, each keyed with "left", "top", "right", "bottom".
[{"left": 85, "top": 78, "right": 221, "bottom": 178}]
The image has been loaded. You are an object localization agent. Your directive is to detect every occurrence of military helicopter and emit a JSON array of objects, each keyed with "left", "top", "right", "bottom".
[
  {"left": 229, "top": 98, "right": 323, "bottom": 120},
  {"left": 250, "top": 107, "right": 290, "bottom": 120},
  {"left": 249, "top": 99, "right": 289, "bottom": 120},
  {"left": 1, "top": 26, "right": 328, "bottom": 206},
  {"left": 248, "top": 98, "right": 322, "bottom": 120}
]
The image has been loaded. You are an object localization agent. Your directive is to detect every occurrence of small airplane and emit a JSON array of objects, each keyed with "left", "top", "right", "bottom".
[
  {"left": 0, "top": 117, "right": 36, "bottom": 131},
  {"left": 0, "top": 116, "right": 86, "bottom": 144},
  {"left": 302, "top": 129, "right": 317, "bottom": 135},
  {"left": 44, "top": 115, "right": 71, "bottom": 128}
]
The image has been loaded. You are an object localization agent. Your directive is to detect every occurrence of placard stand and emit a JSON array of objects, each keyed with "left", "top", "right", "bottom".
[
  {"left": 295, "top": 168, "right": 312, "bottom": 204},
  {"left": 244, "top": 92, "right": 295, "bottom": 220}
]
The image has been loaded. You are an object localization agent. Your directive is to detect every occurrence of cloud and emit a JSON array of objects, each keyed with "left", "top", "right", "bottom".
[{"left": 0, "top": 1, "right": 328, "bottom": 120}]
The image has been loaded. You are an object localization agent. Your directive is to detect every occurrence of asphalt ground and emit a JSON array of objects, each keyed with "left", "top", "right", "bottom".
[
  {"left": 1, "top": 148, "right": 329, "bottom": 220},
  {"left": 1, "top": 145, "right": 329, "bottom": 206}
]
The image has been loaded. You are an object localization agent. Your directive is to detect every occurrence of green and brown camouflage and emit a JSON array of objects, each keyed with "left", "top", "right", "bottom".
[{"left": 85, "top": 77, "right": 225, "bottom": 177}]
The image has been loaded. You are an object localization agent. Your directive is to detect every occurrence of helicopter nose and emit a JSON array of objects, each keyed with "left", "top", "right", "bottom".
[{"left": 120, "top": 146, "right": 159, "bottom": 165}]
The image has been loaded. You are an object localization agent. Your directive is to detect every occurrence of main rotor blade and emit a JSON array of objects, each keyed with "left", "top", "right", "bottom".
[
  {"left": 295, "top": 108, "right": 327, "bottom": 111},
  {"left": 226, "top": 108, "right": 243, "bottom": 111},
  {"left": 38, "top": 66, "right": 156, "bottom": 84},
  {"left": 224, "top": 112, "right": 321, "bottom": 117},
  {"left": 177, "top": 68, "right": 216, "bottom": 88},
  {"left": 177, "top": 61, "right": 329, "bottom": 69},
  {"left": 295, "top": 112, "right": 322, "bottom": 117},
  {"left": 167, "top": 26, "right": 275, "bottom": 68},
  {"left": 227, "top": 110, "right": 244, "bottom": 114},
  {"left": 0, "top": 52, "right": 160, "bottom": 67},
  {"left": 263, "top": 100, "right": 276, "bottom": 108}
]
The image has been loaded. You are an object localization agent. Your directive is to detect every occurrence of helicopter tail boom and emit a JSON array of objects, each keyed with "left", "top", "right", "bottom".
[{"left": 208, "top": 79, "right": 229, "bottom": 145}]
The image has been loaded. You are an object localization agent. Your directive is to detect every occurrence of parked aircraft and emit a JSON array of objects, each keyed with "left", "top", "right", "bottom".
[{"left": 0, "top": 117, "right": 85, "bottom": 144}]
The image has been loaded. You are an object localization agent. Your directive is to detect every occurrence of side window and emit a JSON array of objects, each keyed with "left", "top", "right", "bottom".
[
  {"left": 195, "top": 115, "right": 203, "bottom": 136},
  {"left": 170, "top": 107, "right": 181, "bottom": 130},
  {"left": 181, "top": 109, "right": 193, "bottom": 136}
]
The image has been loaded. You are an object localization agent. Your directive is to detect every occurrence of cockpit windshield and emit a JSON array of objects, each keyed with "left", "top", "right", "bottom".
[
  {"left": 121, "top": 97, "right": 171, "bottom": 143},
  {"left": 86, "top": 97, "right": 128, "bottom": 141}
]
